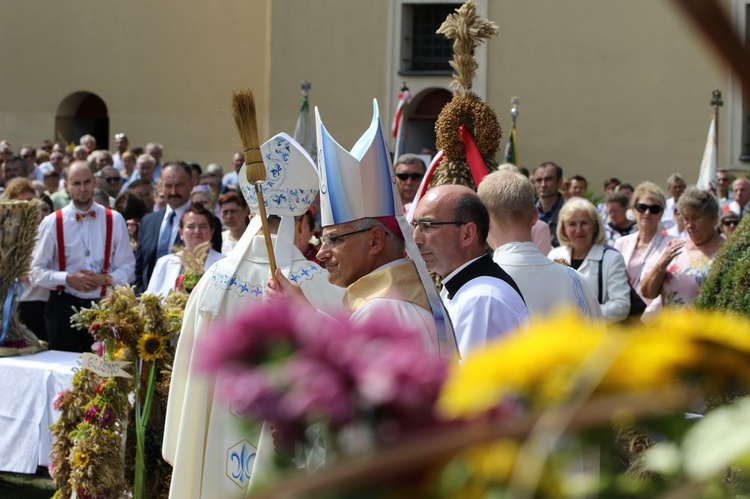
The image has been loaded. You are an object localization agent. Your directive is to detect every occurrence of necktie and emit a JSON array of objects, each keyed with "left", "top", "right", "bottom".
[
  {"left": 75, "top": 211, "right": 96, "bottom": 222},
  {"left": 156, "top": 211, "right": 175, "bottom": 259}
]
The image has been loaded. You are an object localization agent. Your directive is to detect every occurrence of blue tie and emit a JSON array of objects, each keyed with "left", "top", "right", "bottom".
[{"left": 156, "top": 211, "right": 175, "bottom": 259}]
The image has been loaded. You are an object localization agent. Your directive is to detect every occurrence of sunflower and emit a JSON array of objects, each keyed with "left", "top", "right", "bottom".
[
  {"left": 137, "top": 333, "right": 166, "bottom": 362},
  {"left": 73, "top": 451, "right": 90, "bottom": 468}
]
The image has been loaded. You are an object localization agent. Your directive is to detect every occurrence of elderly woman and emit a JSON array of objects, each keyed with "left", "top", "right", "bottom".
[
  {"left": 614, "top": 182, "right": 674, "bottom": 319},
  {"left": 641, "top": 188, "right": 723, "bottom": 307},
  {"left": 548, "top": 197, "right": 630, "bottom": 323},
  {"left": 146, "top": 204, "right": 224, "bottom": 298}
]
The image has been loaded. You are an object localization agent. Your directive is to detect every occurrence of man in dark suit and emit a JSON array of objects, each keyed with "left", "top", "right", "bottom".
[{"left": 135, "top": 161, "right": 222, "bottom": 292}]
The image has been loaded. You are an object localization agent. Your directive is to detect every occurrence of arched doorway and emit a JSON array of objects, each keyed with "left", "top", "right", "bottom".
[
  {"left": 55, "top": 92, "right": 109, "bottom": 150},
  {"left": 401, "top": 88, "right": 452, "bottom": 155}
]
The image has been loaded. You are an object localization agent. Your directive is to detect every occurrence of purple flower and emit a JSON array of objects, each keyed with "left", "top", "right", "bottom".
[{"left": 98, "top": 409, "right": 114, "bottom": 428}]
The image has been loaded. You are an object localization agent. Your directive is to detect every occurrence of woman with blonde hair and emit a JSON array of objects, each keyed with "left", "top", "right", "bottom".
[
  {"left": 614, "top": 182, "right": 674, "bottom": 319},
  {"left": 549, "top": 197, "right": 630, "bottom": 323}
]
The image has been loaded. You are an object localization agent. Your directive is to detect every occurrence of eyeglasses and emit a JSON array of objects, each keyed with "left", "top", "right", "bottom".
[
  {"left": 22, "top": 153, "right": 34, "bottom": 159},
  {"left": 723, "top": 220, "right": 739, "bottom": 227},
  {"left": 395, "top": 172, "right": 424, "bottom": 182},
  {"left": 320, "top": 227, "right": 374, "bottom": 247},
  {"left": 635, "top": 203, "right": 663, "bottom": 215},
  {"left": 410, "top": 220, "right": 467, "bottom": 233},
  {"left": 104, "top": 177, "right": 122, "bottom": 184}
]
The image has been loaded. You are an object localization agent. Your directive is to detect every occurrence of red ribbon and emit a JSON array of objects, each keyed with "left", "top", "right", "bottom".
[{"left": 459, "top": 125, "right": 489, "bottom": 186}]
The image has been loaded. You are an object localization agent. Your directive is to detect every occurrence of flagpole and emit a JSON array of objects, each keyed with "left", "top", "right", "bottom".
[
  {"left": 393, "top": 83, "right": 410, "bottom": 161},
  {"left": 504, "top": 97, "right": 520, "bottom": 165},
  {"left": 711, "top": 89, "right": 723, "bottom": 165}
]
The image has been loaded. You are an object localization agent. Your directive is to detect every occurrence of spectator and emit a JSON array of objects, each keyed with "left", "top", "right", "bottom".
[
  {"left": 728, "top": 177, "right": 750, "bottom": 218},
  {"left": 100, "top": 166, "right": 124, "bottom": 199},
  {"left": 393, "top": 153, "right": 426, "bottom": 210},
  {"left": 717, "top": 169, "right": 734, "bottom": 210},
  {"left": 115, "top": 191, "right": 147, "bottom": 252},
  {"left": 145, "top": 204, "right": 225, "bottom": 297},
  {"left": 79, "top": 134, "right": 97, "bottom": 155},
  {"left": 121, "top": 150, "right": 137, "bottom": 179},
  {"left": 135, "top": 161, "right": 222, "bottom": 292},
  {"left": 218, "top": 191, "right": 250, "bottom": 254},
  {"left": 128, "top": 179, "right": 155, "bottom": 213},
  {"left": 569, "top": 174, "right": 588, "bottom": 198},
  {"left": 614, "top": 182, "right": 673, "bottom": 320},
  {"left": 549, "top": 197, "right": 630, "bottom": 324},
  {"left": 30, "top": 161, "right": 135, "bottom": 352},
  {"left": 3, "top": 155, "right": 26, "bottom": 183},
  {"left": 533, "top": 161, "right": 565, "bottom": 247},
  {"left": 641, "top": 188, "right": 723, "bottom": 308},
  {"left": 597, "top": 177, "right": 621, "bottom": 220},
  {"left": 604, "top": 191, "right": 637, "bottom": 245},
  {"left": 222, "top": 152, "right": 244, "bottom": 191},
  {"left": 718, "top": 211, "right": 740, "bottom": 240},
  {"left": 661, "top": 173, "right": 686, "bottom": 230},
  {"left": 145, "top": 142, "right": 164, "bottom": 180},
  {"left": 112, "top": 133, "right": 129, "bottom": 172}
]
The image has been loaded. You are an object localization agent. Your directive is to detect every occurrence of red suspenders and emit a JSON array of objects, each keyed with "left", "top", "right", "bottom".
[{"left": 55, "top": 208, "right": 114, "bottom": 297}]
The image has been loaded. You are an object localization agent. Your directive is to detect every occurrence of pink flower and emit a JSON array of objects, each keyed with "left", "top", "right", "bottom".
[
  {"left": 52, "top": 389, "right": 70, "bottom": 411},
  {"left": 99, "top": 409, "right": 114, "bottom": 428}
]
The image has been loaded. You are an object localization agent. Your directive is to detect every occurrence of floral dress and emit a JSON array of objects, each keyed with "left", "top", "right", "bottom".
[{"left": 661, "top": 248, "right": 717, "bottom": 307}]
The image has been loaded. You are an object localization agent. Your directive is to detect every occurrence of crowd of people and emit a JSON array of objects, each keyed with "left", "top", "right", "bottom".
[
  {"left": 0, "top": 133, "right": 744, "bottom": 354},
  {"left": 1, "top": 117, "right": 745, "bottom": 496}
]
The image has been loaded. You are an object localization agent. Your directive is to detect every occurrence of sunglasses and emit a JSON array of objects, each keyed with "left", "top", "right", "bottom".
[
  {"left": 723, "top": 220, "right": 739, "bottom": 227},
  {"left": 395, "top": 172, "right": 424, "bottom": 182},
  {"left": 635, "top": 203, "right": 663, "bottom": 215},
  {"left": 104, "top": 177, "right": 122, "bottom": 183}
]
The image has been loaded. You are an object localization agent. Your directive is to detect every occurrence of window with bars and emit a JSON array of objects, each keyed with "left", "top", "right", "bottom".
[{"left": 401, "top": 3, "right": 460, "bottom": 74}]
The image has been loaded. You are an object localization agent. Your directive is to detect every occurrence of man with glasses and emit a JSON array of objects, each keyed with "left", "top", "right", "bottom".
[
  {"left": 394, "top": 153, "right": 425, "bottom": 209},
  {"left": 270, "top": 102, "right": 458, "bottom": 358},
  {"left": 478, "top": 170, "right": 602, "bottom": 320},
  {"left": 412, "top": 184, "right": 528, "bottom": 357},
  {"left": 100, "top": 166, "right": 124, "bottom": 199}
]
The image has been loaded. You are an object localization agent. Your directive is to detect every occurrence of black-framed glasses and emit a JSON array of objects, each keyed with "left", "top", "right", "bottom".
[
  {"left": 320, "top": 227, "right": 374, "bottom": 247},
  {"left": 104, "top": 176, "right": 122, "bottom": 184},
  {"left": 635, "top": 203, "right": 663, "bottom": 215},
  {"left": 723, "top": 220, "right": 739, "bottom": 227},
  {"left": 410, "top": 220, "right": 467, "bottom": 233},
  {"left": 395, "top": 172, "right": 424, "bottom": 182}
]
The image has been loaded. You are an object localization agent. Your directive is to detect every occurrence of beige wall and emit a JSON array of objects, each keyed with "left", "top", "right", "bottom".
[
  {"left": 484, "top": 0, "right": 729, "bottom": 192},
  {"left": 0, "top": 0, "right": 270, "bottom": 169},
  {"left": 268, "top": 0, "right": 390, "bottom": 150},
  {"left": 0, "top": 0, "right": 740, "bottom": 196}
]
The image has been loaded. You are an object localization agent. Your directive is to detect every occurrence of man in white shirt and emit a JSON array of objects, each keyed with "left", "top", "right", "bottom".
[
  {"left": 30, "top": 161, "right": 135, "bottom": 352},
  {"left": 412, "top": 185, "right": 528, "bottom": 357},
  {"left": 728, "top": 177, "right": 750, "bottom": 218},
  {"left": 478, "top": 170, "right": 602, "bottom": 321}
]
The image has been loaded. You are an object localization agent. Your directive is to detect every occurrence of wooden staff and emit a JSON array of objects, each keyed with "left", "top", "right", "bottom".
[{"left": 231, "top": 88, "right": 277, "bottom": 277}]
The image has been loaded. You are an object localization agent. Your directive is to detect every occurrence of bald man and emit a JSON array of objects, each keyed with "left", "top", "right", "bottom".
[
  {"left": 30, "top": 161, "right": 135, "bottom": 351},
  {"left": 412, "top": 185, "right": 528, "bottom": 357}
]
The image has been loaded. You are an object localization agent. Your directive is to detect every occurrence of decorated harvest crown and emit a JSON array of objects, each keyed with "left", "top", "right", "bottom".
[{"left": 316, "top": 99, "right": 400, "bottom": 227}]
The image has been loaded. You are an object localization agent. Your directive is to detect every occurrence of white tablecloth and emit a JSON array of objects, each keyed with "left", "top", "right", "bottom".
[{"left": 0, "top": 350, "right": 79, "bottom": 473}]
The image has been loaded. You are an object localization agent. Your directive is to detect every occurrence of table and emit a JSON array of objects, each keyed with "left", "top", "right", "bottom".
[{"left": 0, "top": 350, "right": 79, "bottom": 473}]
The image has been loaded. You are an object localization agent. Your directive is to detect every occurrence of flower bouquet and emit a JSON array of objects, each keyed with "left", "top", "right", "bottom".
[{"left": 50, "top": 286, "right": 187, "bottom": 499}]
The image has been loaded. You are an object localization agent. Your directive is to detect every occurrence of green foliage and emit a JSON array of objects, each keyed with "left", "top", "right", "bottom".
[{"left": 696, "top": 215, "right": 750, "bottom": 315}]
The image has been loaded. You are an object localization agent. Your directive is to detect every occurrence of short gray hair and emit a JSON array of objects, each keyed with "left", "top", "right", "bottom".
[{"left": 394, "top": 153, "right": 425, "bottom": 172}]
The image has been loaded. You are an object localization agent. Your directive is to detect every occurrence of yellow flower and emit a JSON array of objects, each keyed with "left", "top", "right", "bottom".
[
  {"left": 73, "top": 451, "right": 90, "bottom": 468},
  {"left": 137, "top": 333, "right": 166, "bottom": 362},
  {"left": 438, "top": 308, "right": 750, "bottom": 421}
]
